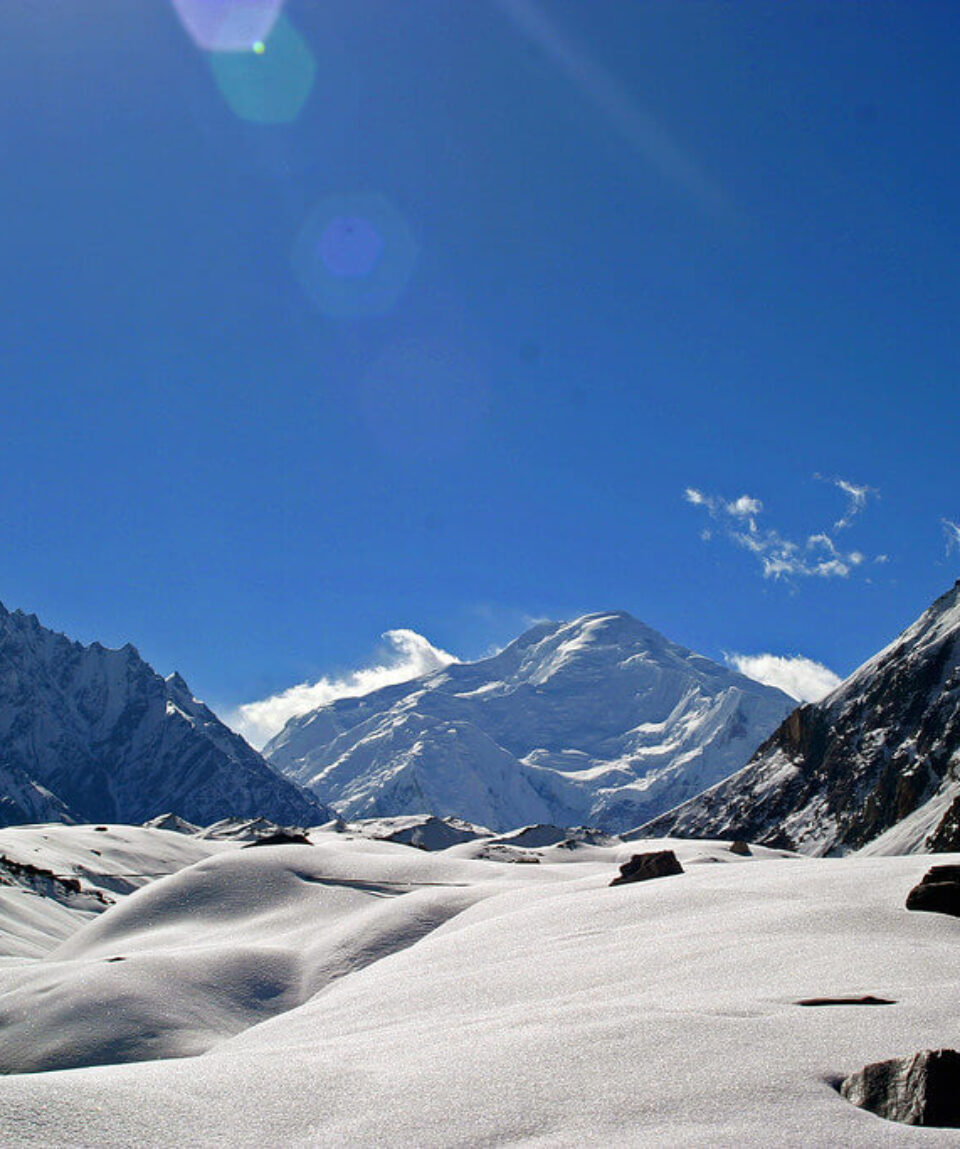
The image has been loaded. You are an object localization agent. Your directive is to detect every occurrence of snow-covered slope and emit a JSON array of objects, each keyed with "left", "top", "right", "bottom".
[
  {"left": 0, "top": 823, "right": 227, "bottom": 959},
  {"left": 639, "top": 580, "right": 960, "bottom": 855},
  {"left": 265, "top": 612, "right": 794, "bottom": 832},
  {"left": 0, "top": 822, "right": 956, "bottom": 1145},
  {"left": 0, "top": 603, "right": 329, "bottom": 827}
]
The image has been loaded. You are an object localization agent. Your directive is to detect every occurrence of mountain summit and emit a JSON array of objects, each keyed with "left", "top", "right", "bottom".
[
  {"left": 0, "top": 603, "right": 329, "bottom": 827},
  {"left": 264, "top": 611, "right": 793, "bottom": 832},
  {"left": 639, "top": 580, "right": 960, "bottom": 854}
]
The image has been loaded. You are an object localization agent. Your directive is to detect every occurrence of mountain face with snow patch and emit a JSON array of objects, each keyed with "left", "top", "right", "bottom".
[
  {"left": 0, "top": 603, "right": 329, "bottom": 827},
  {"left": 638, "top": 580, "right": 960, "bottom": 855},
  {"left": 264, "top": 612, "right": 794, "bottom": 833}
]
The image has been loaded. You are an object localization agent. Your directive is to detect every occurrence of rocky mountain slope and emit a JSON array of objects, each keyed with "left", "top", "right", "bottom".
[
  {"left": 264, "top": 611, "right": 793, "bottom": 832},
  {"left": 0, "top": 603, "right": 329, "bottom": 827},
  {"left": 638, "top": 581, "right": 960, "bottom": 855}
]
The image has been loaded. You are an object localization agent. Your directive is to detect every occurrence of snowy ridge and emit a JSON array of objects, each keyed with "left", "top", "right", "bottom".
[
  {"left": 264, "top": 611, "right": 794, "bottom": 832},
  {"left": 0, "top": 603, "right": 330, "bottom": 828},
  {"left": 638, "top": 580, "right": 960, "bottom": 854}
]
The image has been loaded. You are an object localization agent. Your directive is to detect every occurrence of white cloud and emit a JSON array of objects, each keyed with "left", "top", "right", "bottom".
[
  {"left": 815, "top": 475, "right": 875, "bottom": 530},
  {"left": 684, "top": 487, "right": 711, "bottom": 508},
  {"left": 685, "top": 480, "right": 882, "bottom": 581},
  {"left": 726, "top": 653, "right": 843, "bottom": 703},
  {"left": 227, "top": 630, "right": 458, "bottom": 749},
  {"left": 943, "top": 519, "right": 960, "bottom": 554},
  {"left": 726, "top": 495, "right": 763, "bottom": 518}
]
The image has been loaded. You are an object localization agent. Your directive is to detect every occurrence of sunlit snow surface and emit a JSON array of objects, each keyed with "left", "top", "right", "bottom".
[{"left": 0, "top": 823, "right": 957, "bottom": 1146}]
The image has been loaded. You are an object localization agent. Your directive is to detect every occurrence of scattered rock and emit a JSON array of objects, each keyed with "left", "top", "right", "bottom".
[
  {"left": 796, "top": 995, "right": 895, "bottom": 1007},
  {"left": 142, "top": 813, "right": 201, "bottom": 836},
  {"left": 243, "top": 831, "right": 312, "bottom": 848},
  {"left": 840, "top": 1049, "right": 960, "bottom": 1127},
  {"left": 200, "top": 817, "right": 296, "bottom": 843},
  {"left": 0, "top": 855, "right": 111, "bottom": 907},
  {"left": 729, "top": 840, "right": 751, "bottom": 856},
  {"left": 475, "top": 844, "right": 541, "bottom": 864},
  {"left": 610, "top": 850, "right": 683, "bottom": 887},
  {"left": 905, "top": 865, "right": 960, "bottom": 918}
]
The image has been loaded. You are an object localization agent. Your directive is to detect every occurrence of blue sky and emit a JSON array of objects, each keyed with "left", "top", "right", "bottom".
[{"left": 1, "top": 1, "right": 958, "bottom": 737}]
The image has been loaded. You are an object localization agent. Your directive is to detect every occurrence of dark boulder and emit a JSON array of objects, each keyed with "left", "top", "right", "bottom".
[
  {"left": 905, "top": 865, "right": 960, "bottom": 918},
  {"left": 610, "top": 850, "right": 683, "bottom": 886},
  {"left": 729, "top": 840, "right": 751, "bottom": 856},
  {"left": 840, "top": 1049, "right": 960, "bottom": 1127},
  {"left": 242, "top": 831, "right": 312, "bottom": 848},
  {"left": 795, "top": 995, "right": 895, "bottom": 1007}
]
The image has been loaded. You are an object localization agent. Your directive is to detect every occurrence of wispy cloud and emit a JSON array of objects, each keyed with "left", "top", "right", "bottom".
[
  {"left": 944, "top": 519, "right": 960, "bottom": 554},
  {"left": 814, "top": 475, "right": 876, "bottom": 530},
  {"left": 684, "top": 481, "right": 879, "bottom": 580},
  {"left": 227, "top": 630, "right": 458, "bottom": 749},
  {"left": 726, "top": 652, "right": 842, "bottom": 703}
]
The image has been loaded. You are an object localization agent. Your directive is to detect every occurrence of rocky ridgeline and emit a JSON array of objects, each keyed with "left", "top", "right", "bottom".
[{"left": 638, "top": 580, "right": 960, "bottom": 855}]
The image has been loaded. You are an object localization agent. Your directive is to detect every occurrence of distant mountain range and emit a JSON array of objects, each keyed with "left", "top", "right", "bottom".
[
  {"left": 0, "top": 603, "right": 330, "bottom": 827},
  {"left": 264, "top": 611, "right": 794, "bottom": 832},
  {"left": 4, "top": 581, "right": 959, "bottom": 856},
  {"left": 639, "top": 580, "right": 960, "bottom": 855}
]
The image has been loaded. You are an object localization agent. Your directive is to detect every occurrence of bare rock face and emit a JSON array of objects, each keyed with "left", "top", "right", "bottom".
[
  {"left": 637, "top": 580, "right": 960, "bottom": 855},
  {"left": 610, "top": 850, "right": 683, "bottom": 886},
  {"left": 905, "top": 864, "right": 960, "bottom": 918},
  {"left": 840, "top": 1049, "right": 960, "bottom": 1127}
]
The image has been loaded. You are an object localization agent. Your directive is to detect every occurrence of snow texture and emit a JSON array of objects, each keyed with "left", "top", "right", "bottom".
[{"left": 0, "top": 822, "right": 956, "bottom": 1146}]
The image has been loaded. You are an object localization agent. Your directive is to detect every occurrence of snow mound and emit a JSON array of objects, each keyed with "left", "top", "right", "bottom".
[
  {"left": 0, "top": 840, "right": 956, "bottom": 1145},
  {"left": 0, "top": 824, "right": 223, "bottom": 959},
  {"left": 0, "top": 834, "right": 559, "bottom": 1073}
]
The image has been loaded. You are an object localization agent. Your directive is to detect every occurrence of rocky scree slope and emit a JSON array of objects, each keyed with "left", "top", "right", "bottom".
[
  {"left": 638, "top": 580, "right": 960, "bottom": 855},
  {"left": 0, "top": 603, "right": 328, "bottom": 827},
  {"left": 265, "top": 611, "right": 793, "bottom": 833}
]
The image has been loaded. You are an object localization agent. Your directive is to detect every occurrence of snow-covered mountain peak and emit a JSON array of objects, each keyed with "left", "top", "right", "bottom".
[
  {"left": 0, "top": 603, "right": 330, "bottom": 828},
  {"left": 265, "top": 611, "right": 794, "bottom": 832}
]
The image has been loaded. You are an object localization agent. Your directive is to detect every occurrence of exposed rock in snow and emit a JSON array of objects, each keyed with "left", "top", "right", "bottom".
[
  {"left": 197, "top": 817, "right": 307, "bottom": 842},
  {"left": 636, "top": 581, "right": 960, "bottom": 855},
  {"left": 352, "top": 814, "right": 493, "bottom": 851},
  {"left": 841, "top": 1049, "right": 960, "bottom": 1127},
  {"left": 905, "top": 864, "right": 960, "bottom": 918},
  {"left": 142, "top": 813, "right": 202, "bottom": 835},
  {"left": 610, "top": 849, "right": 683, "bottom": 885},
  {"left": 0, "top": 602, "right": 330, "bottom": 828},
  {"left": 265, "top": 611, "right": 793, "bottom": 832}
]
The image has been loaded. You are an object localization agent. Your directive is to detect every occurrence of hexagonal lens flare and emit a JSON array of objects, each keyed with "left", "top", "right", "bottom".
[
  {"left": 292, "top": 194, "right": 419, "bottom": 318},
  {"left": 171, "top": 0, "right": 286, "bottom": 53}
]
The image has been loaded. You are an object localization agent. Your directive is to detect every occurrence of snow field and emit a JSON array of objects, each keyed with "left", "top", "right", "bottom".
[{"left": 0, "top": 829, "right": 956, "bottom": 1145}]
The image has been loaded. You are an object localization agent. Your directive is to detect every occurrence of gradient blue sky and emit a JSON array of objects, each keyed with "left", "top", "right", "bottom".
[{"left": 1, "top": 1, "right": 958, "bottom": 726}]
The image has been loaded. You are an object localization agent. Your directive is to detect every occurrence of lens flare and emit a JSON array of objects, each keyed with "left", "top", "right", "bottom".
[
  {"left": 319, "top": 217, "right": 385, "bottom": 279},
  {"left": 292, "top": 194, "right": 418, "bottom": 318},
  {"left": 171, "top": 0, "right": 285, "bottom": 53},
  {"left": 211, "top": 16, "right": 316, "bottom": 124}
]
